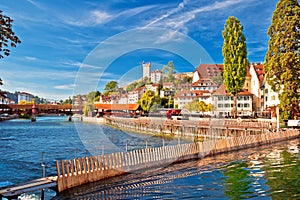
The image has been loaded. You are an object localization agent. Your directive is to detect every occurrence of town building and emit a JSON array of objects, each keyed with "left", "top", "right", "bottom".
[
  {"left": 150, "top": 70, "right": 163, "bottom": 84},
  {"left": 174, "top": 90, "right": 199, "bottom": 109},
  {"left": 192, "top": 64, "right": 224, "bottom": 83},
  {"left": 192, "top": 78, "right": 218, "bottom": 92},
  {"left": 17, "top": 92, "right": 34, "bottom": 103},
  {"left": 145, "top": 83, "right": 160, "bottom": 95},
  {"left": 248, "top": 63, "right": 265, "bottom": 112},
  {"left": 128, "top": 86, "right": 146, "bottom": 104},
  {"left": 211, "top": 84, "right": 253, "bottom": 118}
]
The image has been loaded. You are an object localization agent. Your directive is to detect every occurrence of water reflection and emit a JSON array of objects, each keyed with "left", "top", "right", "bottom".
[{"left": 55, "top": 139, "right": 300, "bottom": 200}]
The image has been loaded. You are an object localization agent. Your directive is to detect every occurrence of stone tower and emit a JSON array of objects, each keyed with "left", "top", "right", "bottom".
[{"left": 142, "top": 61, "right": 151, "bottom": 79}]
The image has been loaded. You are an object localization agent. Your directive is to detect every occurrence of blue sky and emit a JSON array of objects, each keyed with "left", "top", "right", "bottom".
[{"left": 0, "top": 0, "right": 278, "bottom": 100}]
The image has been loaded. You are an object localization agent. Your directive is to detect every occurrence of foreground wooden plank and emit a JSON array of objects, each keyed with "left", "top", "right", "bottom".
[{"left": 0, "top": 176, "right": 57, "bottom": 198}]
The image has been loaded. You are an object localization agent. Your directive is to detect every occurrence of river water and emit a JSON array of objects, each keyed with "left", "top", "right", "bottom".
[{"left": 0, "top": 117, "right": 299, "bottom": 199}]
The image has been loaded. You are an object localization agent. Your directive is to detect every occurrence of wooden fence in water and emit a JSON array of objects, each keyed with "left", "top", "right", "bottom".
[
  {"left": 56, "top": 129, "right": 299, "bottom": 192},
  {"left": 105, "top": 117, "right": 276, "bottom": 139}
]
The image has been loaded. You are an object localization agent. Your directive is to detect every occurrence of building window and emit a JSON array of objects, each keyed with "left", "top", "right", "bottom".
[
  {"left": 218, "top": 104, "right": 223, "bottom": 108},
  {"left": 244, "top": 103, "right": 249, "bottom": 108},
  {"left": 218, "top": 96, "right": 223, "bottom": 101},
  {"left": 265, "top": 89, "right": 268, "bottom": 94},
  {"left": 271, "top": 95, "right": 275, "bottom": 100}
]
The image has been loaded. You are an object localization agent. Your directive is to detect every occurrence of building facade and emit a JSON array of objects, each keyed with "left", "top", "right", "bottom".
[
  {"left": 212, "top": 84, "right": 253, "bottom": 117},
  {"left": 17, "top": 92, "right": 33, "bottom": 103},
  {"left": 150, "top": 70, "right": 162, "bottom": 84}
]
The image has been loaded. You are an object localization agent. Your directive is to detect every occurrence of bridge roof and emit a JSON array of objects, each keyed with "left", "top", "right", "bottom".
[
  {"left": 0, "top": 104, "right": 73, "bottom": 109},
  {"left": 94, "top": 103, "right": 140, "bottom": 111}
]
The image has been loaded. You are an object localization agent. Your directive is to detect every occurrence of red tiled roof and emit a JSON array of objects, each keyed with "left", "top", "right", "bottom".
[
  {"left": 194, "top": 64, "right": 224, "bottom": 79},
  {"left": 94, "top": 103, "right": 140, "bottom": 111},
  {"left": 212, "top": 84, "right": 253, "bottom": 96},
  {"left": 192, "top": 78, "right": 218, "bottom": 87},
  {"left": 252, "top": 63, "right": 264, "bottom": 86},
  {"left": 246, "top": 66, "right": 251, "bottom": 78}
]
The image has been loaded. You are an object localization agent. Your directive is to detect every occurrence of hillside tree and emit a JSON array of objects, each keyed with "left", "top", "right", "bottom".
[
  {"left": 162, "top": 61, "right": 175, "bottom": 82},
  {"left": 222, "top": 16, "right": 248, "bottom": 118},
  {"left": 104, "top": 81, "right": 118, "bottom": 95},
  {"left": 264, "top": 0, "right": 300, "bottom": 119}
]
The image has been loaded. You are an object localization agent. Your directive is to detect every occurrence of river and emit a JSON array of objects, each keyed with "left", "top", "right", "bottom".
[{"left": 0, "top": 117, "right": 299, "bottom": 199}]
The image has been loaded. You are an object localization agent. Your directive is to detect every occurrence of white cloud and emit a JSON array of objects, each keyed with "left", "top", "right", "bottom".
[
  {"left": 92, "top": 10, "right": 112, "bottom": 24},
  {"left": 146, "top": 0, "right": 256, "bottom": 32},
  {"left": 54, "top": 84, "right": 75, "bottom": 90},
  {"left": 25, "top": 56, "right": 37, "bottom": 61},
  {"left": 63, "top": 10, "right": 112, "bottom": 27},
  {"left": 146, "top": 0, "right": 189, "bottom": 27},
  {"left": 25, "top": 0, "right": 44, "bottom": 10},
  {"left": 64, "top": 61, "right": 104, "bottom": 69}
]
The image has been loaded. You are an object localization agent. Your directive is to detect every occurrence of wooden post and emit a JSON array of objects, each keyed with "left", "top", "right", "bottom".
[
  {"left": 56, "top": 161, "right": 61, "bottom": 177},
  {"left": 60, "top": 160, "right": 65, "bottom": 177}
]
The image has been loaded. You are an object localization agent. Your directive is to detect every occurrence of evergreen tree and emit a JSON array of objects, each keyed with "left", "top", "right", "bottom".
[
  {"left": 264, "top": 0, "right": 300, "bottom": 120},
  {"left": 222, "top": 16, "right": 248, "bottom": 118}
]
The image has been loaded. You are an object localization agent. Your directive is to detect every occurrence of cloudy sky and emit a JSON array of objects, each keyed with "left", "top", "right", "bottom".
[{"left": 0, "top": 0, "right": 278, "bottom": 100}]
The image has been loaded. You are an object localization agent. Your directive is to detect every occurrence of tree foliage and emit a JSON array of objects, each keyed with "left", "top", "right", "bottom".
[
  {"left": 0, "top": 10, "right": 21, "bottom": 59},
  {"left": 264, "top": 0, "right": 300, "bottom": 119},
  {"left": 185, "top": 99, "right": 200, "bottom": 112},
  {"left": 138, "top": 90, "right": 155, "bottom": 113},
  {"left": 104, "top": 81, "right": 118, "bottom": 95},
  {"left": 222, "top": 16, "right": 248, "bottom": 118},
  {"left": 162, "top": 61, "right": 175, "bottom": 82},
  {"left": 212, "top": 72, "right": 224, "bottom": 87}
]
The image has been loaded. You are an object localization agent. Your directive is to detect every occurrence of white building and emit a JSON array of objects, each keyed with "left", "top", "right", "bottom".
[
  {"left": 192, "top": 78, "right": 218, "bottom": 92},
  {"left": 212, "top": 84, "right": 253, "bottom": 117},
  {"left": 142, "top": 61, "right": 151, "bottom": 79},
  {"left": 151, "top": 70, "right": 163, "bottom": 83},
  {"left": 248, "top": 63, "right": 265, "bottom": 112},
  {"left": 263, "top": 81, "right": 280, "bottom": 109},
  {"left": 128, "top": 87, "right": 146, "bottom": 104},
  {"left": 18, "top": 92, "right": 33, "bottom": 103},
  {"left": 174, "top": 90, "right": 199, "bottom": 109},
  {"left": 145, "top": 83, "right": 160, "bottom": 94}
]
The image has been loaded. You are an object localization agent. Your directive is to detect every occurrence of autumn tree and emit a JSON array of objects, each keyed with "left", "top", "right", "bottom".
[
  {"left": 222, "top": 16, "right": 248, "bottom": 118},
  {"left": 264, "top": 0, "right": 300, "bottom": 120},
  {"left": 139, "top": 90, "right": 155, "bottom": 113},
  {"left": 185, "top": 99, "right": 200, "bottom": 112}
]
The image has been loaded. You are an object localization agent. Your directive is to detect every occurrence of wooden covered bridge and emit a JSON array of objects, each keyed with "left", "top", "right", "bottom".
[{"left": 0, "top": 104, "right": 80, "bottom": 116}]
